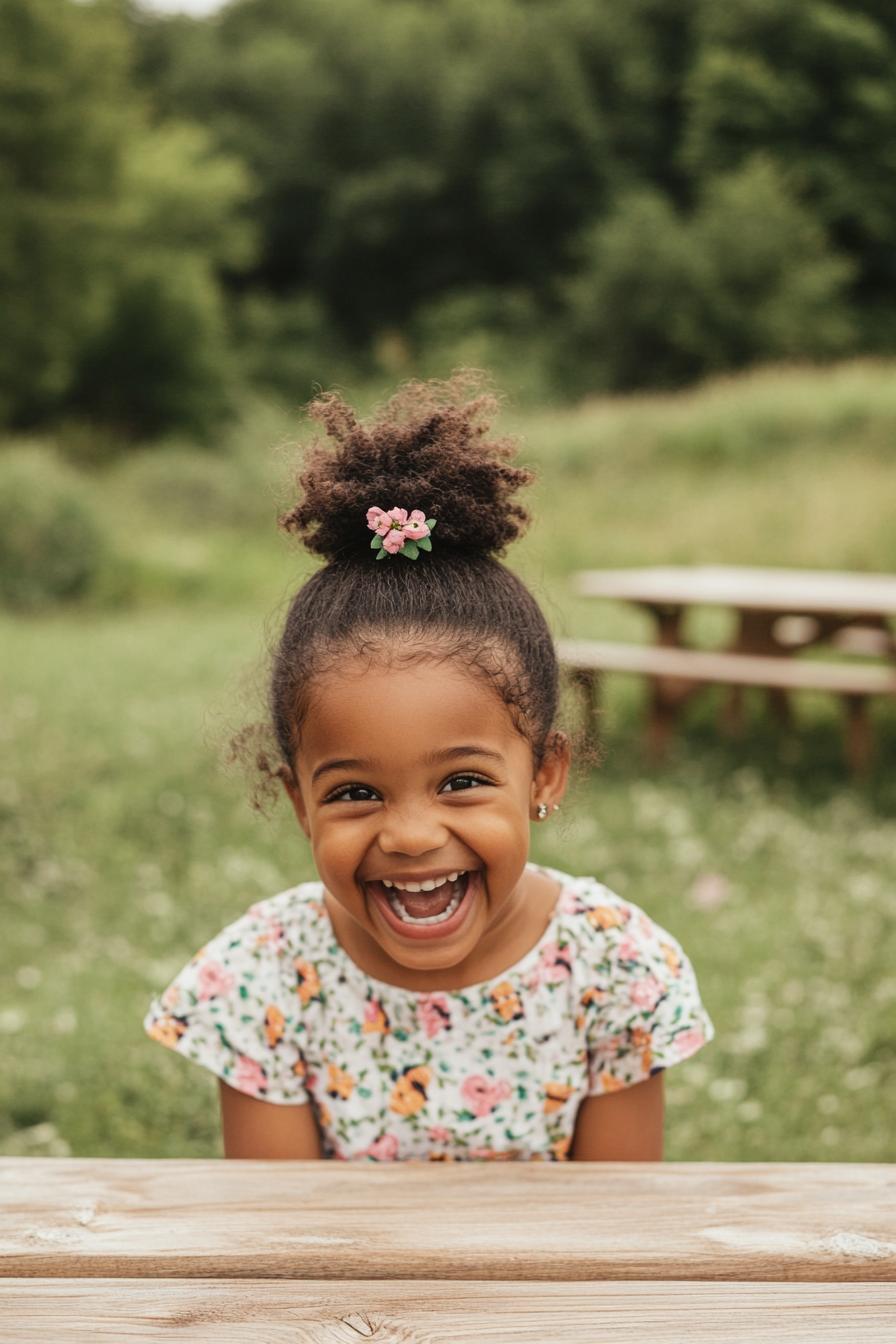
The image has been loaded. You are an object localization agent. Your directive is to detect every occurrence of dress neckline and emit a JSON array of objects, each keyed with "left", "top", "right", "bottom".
[{"left": 317, "top": 863, "right": 570, "bottom": 999}]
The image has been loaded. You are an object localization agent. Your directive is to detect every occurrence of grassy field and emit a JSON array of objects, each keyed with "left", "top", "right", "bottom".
[{"left": 2, "top": 359, "right": 894, "bottom": 1162}]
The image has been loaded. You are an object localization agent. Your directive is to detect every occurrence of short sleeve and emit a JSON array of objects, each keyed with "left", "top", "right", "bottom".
[
  {"left": 582, "top": 898, "right": 715, "bottom": 1096},
  {"left": 143, "top": 901, "right": 309, "bottom": 1105}
]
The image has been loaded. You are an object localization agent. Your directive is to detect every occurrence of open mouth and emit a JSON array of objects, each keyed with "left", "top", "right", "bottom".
[{"left": 367, "top": 870, "right": 478, "bottom": 940}]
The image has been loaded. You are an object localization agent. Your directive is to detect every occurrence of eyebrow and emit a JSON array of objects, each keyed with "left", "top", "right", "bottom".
[{"left": 311, "top": 745, "right": 504, "bottom": 785}]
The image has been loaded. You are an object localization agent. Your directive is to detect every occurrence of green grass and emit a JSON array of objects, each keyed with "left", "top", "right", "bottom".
[{"left": 2, "top": 358, "right": 895, "bottom": 1161}]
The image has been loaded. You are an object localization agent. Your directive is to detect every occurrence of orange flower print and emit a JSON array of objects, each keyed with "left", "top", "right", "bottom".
[
  {"left": 587, "top": 904, "right": 627, "bottom": 931},
  {"left": 631, "top": 1026, "right": 653, "bottom": 1072},
  {"left": 550, "top": 1135, "right": 571, "bottom": 1161},
  {"left": 597, "top": 1072, "right": 625, "bottom": 1093},
  {"left": 490, "top": 980, "right": 524, "bottom": 1023},
  {"left": 389, "top": 1064, "right": 431, "bottom": 1116},
  {"left": 292, "top": 1055, "right": 307, "bottom": 1080},
  {"left": 147, "top": 1015, "right": 187, "bottom": 1048},
  {"left": 294, "top": 958, "right": 321, "bottom": 1006},
  {"left": 265, "top": 1004, "right": 285, "bottom": 1048},
  {"left": 318, "top": 1100, "right": 332, "bottom": 1128},
  {"left": 544, "top": 1081, "right": 575, "bottom": 1114},
  {"left": 362, "top": 998, "right": 390, "bottom": 1034},
  {"left": 661, "top": 941, "right": 682, "bottom": 976},
  {"left": 326, "top": 1062, "right": 356, "bottom": 1101}
]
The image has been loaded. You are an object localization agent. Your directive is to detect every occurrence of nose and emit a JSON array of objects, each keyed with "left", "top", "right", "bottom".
[{"left": 377, "top": 801, "right": 450, "bottom": 857}]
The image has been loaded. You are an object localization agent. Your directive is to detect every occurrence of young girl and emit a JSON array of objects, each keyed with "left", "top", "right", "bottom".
[{"left": 144, "top": 373, "right": 714, "bottom": 1162}]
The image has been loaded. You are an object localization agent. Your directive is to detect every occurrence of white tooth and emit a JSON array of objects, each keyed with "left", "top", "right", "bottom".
[
  {"left": 447, "top": 871, "right": 459, "bottom": 882},
  {"left": 382, "top": 879, "right": 393, "bottom": 888},
  {"left": 403, "top": 881, "right": 423, "bottom": 892},
  {"left": 420, "top": 879, "right": 438, "bottom": 891}
]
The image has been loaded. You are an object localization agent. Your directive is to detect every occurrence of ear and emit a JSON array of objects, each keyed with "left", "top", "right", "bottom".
[
  {"left": 279, "top": 763, "right": 311, "bottom": 838},
  {"left": 531, "top": 729, "right": 571, "bottom": 816}
]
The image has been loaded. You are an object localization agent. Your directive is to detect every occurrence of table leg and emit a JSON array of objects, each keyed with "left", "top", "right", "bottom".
[{"left": 843, "top": 694, "right": 873, "bottom": 776}]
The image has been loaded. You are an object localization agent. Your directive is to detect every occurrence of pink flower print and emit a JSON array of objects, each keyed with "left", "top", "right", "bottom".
[
  {"left": 197, "top": 960, "right": 235, "bottom": 1001},
  {"left": 417, "top": 994, "right": 452, "bottom": 1038},
  {"left": 234, "top": 1055, "right": 267, "bottom": 1096},
  {"left": 617, "top": 934, "right": 640, "bottom": 962},
  {"left": 629, "top": 973, "right": 665, "bottom": 1012},
  {"left": 363, "top": 1134, "right": 400, "bottom": 1161},
  {"left": 161, "top": 983, "right": 181, "bottom": 1010},
  {"left": 559, "top": 888, "right": 581, "bottom": 914},
  {"left": 536, "top": 941, "right": 572, "bottom": 985},
  {"left": 460, "top": 1075, "right": 513, "bottom": 1118},
  {"left": 427, "top": 1125, "right": 453, "bottom": 1144},
  {"left": 367, "top": 506, "right": 389, "bottom": 531},
  {"left": 255, "top": 919, "right": 284, "bottom": 949},
  {"left": 674, "top": 1027, "right": 706, "bottom": 1058}
]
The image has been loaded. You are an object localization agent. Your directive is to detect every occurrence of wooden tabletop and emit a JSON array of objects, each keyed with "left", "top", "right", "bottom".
[
  {"left": 3, "top": 1159, "right": 895, "bottom": 1341},
  {"left": 575, "top": 565, "right": 896, "bottom": 616}
]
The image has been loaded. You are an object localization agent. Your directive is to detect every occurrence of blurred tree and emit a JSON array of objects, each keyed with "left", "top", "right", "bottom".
[
  {"left": 560, "top": 158, "right": 853, "bottom": 391},
  {"left": 0, "top": 0, "right": 257, "bottom": 439},
  {"left": 0, "top": 0, "right": 128, "bottom": 424},
  {"left": 683, "top": 0, "right": 896, "bottom": 344}
]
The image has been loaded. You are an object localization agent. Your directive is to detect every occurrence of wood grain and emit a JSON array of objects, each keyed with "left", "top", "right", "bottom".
[
  {"left": 2, "top": 1278, "right": 895, "bottom": 1342},
  {"left": 2, "top": 1160, "right": 895, "bottom": 1282}
]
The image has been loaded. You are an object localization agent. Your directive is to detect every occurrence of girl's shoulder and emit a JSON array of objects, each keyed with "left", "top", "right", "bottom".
[{"left": 539, "top": 864, "right": 702, "bottom": 981}]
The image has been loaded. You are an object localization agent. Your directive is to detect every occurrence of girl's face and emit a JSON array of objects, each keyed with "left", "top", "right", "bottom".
[{"left": 283, "top": 653, "right": 568, "bottom": 985}]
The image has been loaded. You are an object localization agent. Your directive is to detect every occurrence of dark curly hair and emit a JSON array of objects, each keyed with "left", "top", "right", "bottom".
[{"left": 264, "top": 370, "right": 562, "bottom": 789}]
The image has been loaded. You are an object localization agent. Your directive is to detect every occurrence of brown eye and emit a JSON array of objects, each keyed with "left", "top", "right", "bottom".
[
  {"left": 326, "top": 784, "right": 379, "bottom": 803},
  {"left": 440, "top": 774, "right": 490, "bottom": 793}
]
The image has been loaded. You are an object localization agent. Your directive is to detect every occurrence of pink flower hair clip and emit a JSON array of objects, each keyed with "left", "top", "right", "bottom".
[{"left": 366, "top": 506, "right": 437, "bottom": 560}]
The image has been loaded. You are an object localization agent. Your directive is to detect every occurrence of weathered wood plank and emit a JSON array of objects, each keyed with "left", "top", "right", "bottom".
[
  {"left": 556, "top": 639, "right": 896, "bottom": 694},
  {"left": 2, "top": 1160, "right": 895, "bottom": 1283},
  {"left": 574, "top": 566, "right": 896, "bottom": 616},
  {"left": 2, "top": 1278, "right": 895, "bottom": 1342}
]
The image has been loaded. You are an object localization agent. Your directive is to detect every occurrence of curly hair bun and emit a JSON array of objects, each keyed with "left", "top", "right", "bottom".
[{"left": 279, "top": 370, "right": 533, "bottom": 562}]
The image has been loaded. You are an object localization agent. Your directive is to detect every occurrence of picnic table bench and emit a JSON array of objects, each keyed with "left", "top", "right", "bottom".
[
  {"left": 559, "top": 565, "right": 896, "bottom": 772},
  {"left": 2, "top": 1158, "right": 895, "bottom": 1340}
]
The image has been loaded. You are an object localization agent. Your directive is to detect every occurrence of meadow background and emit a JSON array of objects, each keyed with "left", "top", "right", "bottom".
[{"left": 2, "top": 0, "right": 895, "bottom": 1162}]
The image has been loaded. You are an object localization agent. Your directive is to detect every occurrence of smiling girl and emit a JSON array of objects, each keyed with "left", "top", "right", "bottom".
[{"left": 144, "top": 372, "right": 714, "bottom": 1161}]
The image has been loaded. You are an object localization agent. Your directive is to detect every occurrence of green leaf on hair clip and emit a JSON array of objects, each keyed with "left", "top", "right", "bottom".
[
  {"left": 426, "top": 519, "right": 437, "bottom": 530},
  {"left": 370, "top": 534, "right": 383, "bottom": 550},
  {"left": 400, "top": 540, "right": 420, "bottom": 559},
  {"left": 375, "top": 548, "right": 387, "bottom": 560},
  {"left": 417, "top": 536, "right": 432, "bottom": 551}
]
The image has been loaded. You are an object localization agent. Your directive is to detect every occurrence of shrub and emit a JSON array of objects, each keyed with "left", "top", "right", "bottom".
[{"left": 0, "top": 446, "right": 110, "bottom": 610}]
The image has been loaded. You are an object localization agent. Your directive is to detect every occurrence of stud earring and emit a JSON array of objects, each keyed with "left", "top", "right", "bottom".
[{"left": 536, "top": 803, "right": 548, "bottom": 821}]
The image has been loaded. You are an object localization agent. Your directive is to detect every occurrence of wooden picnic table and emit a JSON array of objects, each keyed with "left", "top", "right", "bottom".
[
  {"left": 574, "top": 565, "right": 896, "bottom": 655},
  {"left": 566, "top": 565, "right": 896, "bottom": 768},
  {"left": 2, "top": 1158, "right": 895, "bottom": 1340}
]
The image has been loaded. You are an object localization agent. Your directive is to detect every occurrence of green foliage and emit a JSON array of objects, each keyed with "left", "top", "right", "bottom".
[
  {"left": 0, "top": 445, "right": 110, "bottom": 609},
  {"left": 4, "top": 0, "right": 896, "bottom": 436},
  {"left": 0, "top": 0, "right": 255, "bottom": 439},
  {"left": 0, "top": 0, "right": 129, "bottom": 423},
  {"left": 560, "top": 159, "right": 853, "bottom": 391},
  {"left": 73, "top": 255, "right": 235, "bottom": 442}
]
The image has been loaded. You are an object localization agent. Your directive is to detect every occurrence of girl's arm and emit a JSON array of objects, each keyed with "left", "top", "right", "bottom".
[
  {"left": 218, "top": 1079, "right": 324, "bottom": 1159},
  {"left": 569, "top": 1072, "right": 665, "bottom": 1161}
]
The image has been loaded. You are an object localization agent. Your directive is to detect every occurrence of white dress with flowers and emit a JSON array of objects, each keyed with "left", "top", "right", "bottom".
[{"left": 143, "top": 865, "right": 715, "bottom": 1161}]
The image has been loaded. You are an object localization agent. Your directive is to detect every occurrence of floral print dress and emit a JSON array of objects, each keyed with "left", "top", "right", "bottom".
[{"left": 143, "top": 865, "right": 715, "bottom": 1161}]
